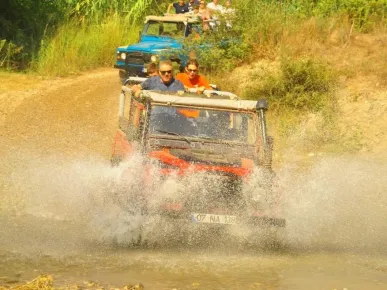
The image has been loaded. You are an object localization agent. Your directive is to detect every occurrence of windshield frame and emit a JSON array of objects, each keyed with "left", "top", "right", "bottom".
[
  {"left": 148, "top": 104, "right": 258, "bottom": 146},
  {"left": 142, "top": 20, "right": 188, "bottom": 38}
]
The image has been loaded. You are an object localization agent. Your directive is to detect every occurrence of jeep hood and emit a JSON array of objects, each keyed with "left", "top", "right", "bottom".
[{"left": 118, "top": 39, "right": 182, "bottom": 53}]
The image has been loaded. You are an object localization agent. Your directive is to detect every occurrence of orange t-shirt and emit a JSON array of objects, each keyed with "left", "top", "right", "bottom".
[{"left": 175, "top": 73, "right": 211, "bottom": 89}]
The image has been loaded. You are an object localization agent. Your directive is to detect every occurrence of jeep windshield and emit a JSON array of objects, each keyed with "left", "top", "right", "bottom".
[
  {"left": 149, "top": 105, "right": 256, "bottom": 145},
  {"left": 144, "top": 21, "right": 186, "bottom": 37}
]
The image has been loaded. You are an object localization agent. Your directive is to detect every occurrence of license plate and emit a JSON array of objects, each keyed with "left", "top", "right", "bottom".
[{"left": 191, "top": 213, "right": 237, "bottom": 225}]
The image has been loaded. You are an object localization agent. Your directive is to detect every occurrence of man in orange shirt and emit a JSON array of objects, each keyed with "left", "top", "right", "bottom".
[{"left": 175, "top": 59, "right": 211, "bottom": 93}]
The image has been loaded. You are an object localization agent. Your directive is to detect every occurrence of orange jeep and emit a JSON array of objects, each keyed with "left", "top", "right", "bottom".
[{"left": 110, "top": 86, "right": 285, "bottom": 244}]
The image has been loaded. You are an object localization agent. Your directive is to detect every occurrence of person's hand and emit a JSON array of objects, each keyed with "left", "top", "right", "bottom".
[
  {"left": 131, "top": 84, "right": 141, "bottom": 93},
  {"left": 197, "top": 86, "right": 206, "bottom": 94},
  {"left": 131, "top": 84, "right": 143, "bottom": 98}
]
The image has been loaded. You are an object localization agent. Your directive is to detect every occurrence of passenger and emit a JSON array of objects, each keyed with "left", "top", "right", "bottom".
[
  {"left": 131, "top": 60, "right": 185, "bottom": 97},
  {"left": 167, "top": 0, "right": 189, "bottom": 14},
  {"left": 175, "top": 59, "right": 211, "bottom": 93},
  {"left": 222, "top": 0, "right": 236, "bottom": 29},
  {"left": 206, "top": 0, "right": 223, "bottom": 13},
  {"left": 147, "top": 62, "right": 158, "bottom": 77},
  {"left": 187, "top": 0, "right": 200, "bottom": 12},
  {"left": 206, "top": 0, "right": 223, "bottom": 29},
  {"left": 198, "top": 0, "right": 211, "bottom": 31}
]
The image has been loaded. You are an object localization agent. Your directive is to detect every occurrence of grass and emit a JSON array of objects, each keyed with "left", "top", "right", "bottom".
[{"left": 32, "top": 16, "right": 140, "bottom": 76}]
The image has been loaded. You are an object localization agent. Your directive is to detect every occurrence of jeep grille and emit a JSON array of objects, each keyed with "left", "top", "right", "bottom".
[{"left": 126, "top": 52, "right": 151, "bottom": 65}]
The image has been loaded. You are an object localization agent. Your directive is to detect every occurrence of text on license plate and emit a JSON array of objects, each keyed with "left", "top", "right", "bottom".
[{"left": 191, "top": 213, "right": 237, "bottom": 225}]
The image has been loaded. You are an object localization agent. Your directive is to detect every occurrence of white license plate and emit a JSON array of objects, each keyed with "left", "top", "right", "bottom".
[{"left": 191, "top": 213, "right": 237, "bottom": 225}]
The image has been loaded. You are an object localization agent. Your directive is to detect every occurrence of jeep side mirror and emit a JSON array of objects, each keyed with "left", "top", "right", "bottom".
[{"left": 256, "top": 99, "right": 268, "bottom": 111}]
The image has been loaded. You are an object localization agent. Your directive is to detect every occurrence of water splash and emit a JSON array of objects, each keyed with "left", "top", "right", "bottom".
[
  {"left": 280, "top": 155, "right": 387, "bottom": 253},
  {"left": 2, "top": 148, "right": 387, "bottom": 254}
]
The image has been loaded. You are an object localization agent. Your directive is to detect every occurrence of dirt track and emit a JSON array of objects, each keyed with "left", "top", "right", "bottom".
[
  {"left": 1, "top": 69, "right": 119, "bottom": 160},
  {"left": 1, "top": 69, "right": 387, "bottom": 289}
]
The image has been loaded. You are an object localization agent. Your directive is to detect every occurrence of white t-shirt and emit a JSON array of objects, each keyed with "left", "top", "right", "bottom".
[
  {"left": 222, "top": 7, "right": 235, "bottom": 15},
  {"left": 207, "top": 2, "right": 224, "bottom": 13}
]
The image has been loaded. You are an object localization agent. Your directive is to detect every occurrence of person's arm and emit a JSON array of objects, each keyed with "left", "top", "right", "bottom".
[
  {"left": 174, "top": 79, "right": 186, "bottom": 91},
  {"left": 131, "top": 78, "right": 152, "bottom": 97},
  {"left": 197, "top": 75, "right": 211, "bottom": 93},
  {"left": 167, "top": 3, "right": 174, "bottom": 14},
  {"left": 131, "top": 84, "right": 142, "bottom": 98}
]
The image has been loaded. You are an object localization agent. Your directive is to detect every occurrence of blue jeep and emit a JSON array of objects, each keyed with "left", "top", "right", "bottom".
[{"left": 115, "top": 15, "right": 202, "bottom": 83}]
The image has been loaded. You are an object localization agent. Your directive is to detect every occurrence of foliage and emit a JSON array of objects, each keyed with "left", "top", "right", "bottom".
[
  {"left": 182, "top": 25, "right": 251, "bottom": 75},
  {"left": 243, "top": 57, "right": 335, "bottom": 112},
  {"left": 67, "top": 0, "right": 154, "bottom": 24},
  {"left": 0, "top": 39, "right": 24, "bottom": 70},
  {"left": 1, "top": 0, "right": 386, "bottom": 72},
  {"left": 0, "top": 0, "right": 68, "bottom": 69},
  {"left": 33, "top": 17, "right": 140, "bottom": 76},
  {"left": 314, "top": 0, "right": 387, "bottom": 31}
]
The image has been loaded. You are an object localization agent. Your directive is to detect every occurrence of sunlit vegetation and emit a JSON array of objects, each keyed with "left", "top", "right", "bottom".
[
  {"left": 0, "top": 275, "right": 144, "bottom": 290},
  {"left": 1, "top": 0, "right": 386, "bottom": 73}
]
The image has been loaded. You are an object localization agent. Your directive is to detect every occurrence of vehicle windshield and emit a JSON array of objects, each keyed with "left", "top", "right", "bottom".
[
  {"left": 149, "top": 105, "right": 256, "bottom": 144},
  {"left": 144, "top": 21, "right": 186, "bottom": 37}
]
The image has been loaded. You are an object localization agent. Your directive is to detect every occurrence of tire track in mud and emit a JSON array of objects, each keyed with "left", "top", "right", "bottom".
[{"left": 1, "top": 69, "right": 120, "bottom": 160}]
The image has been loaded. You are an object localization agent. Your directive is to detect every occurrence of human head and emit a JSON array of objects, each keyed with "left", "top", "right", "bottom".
[
  {"left": 225, "top": 0, "right": 231, "bottom": 6},
  {"left": 199, "top": 1, "right": 206, "bottom": 8},
  {"left": 158, "top": 60, "right": 174, "bottom": 84},
  {"left": 178, "top": 0, "right": 185, "bottom": 6},
  {"left": 212, "top": 0, "right": 218, "bottom": 4},
  {"left": 147, "top": 62, "right": 158, "bottom": 76},
  {"left": 189, "top": 0, "right": 195, "bottom": 3},
  {"left": 185, "top": 59, "right": 199, "bottom": 80},
  {"left": 193, "top": 5, "right": 199, "bottom": 13}
]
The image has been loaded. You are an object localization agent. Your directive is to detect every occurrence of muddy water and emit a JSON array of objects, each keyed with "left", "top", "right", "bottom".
[
  {"left": 1, "top": 152, "right": 387, "bottom": 290},
  {"left": 1, "top": 70, "right": 387, "bottom": 289}
]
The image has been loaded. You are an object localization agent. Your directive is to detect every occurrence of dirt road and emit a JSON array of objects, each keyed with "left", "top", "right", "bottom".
[{"left": 1, "top": 69, "right": 387, "bottom": 289}]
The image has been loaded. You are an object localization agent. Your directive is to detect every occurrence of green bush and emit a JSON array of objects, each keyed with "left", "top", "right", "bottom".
[
  {"left": 244, "top": 57, "right": 335, "bottom": 112},
  {"left": 182, "top": 27, "right": 251, "bottom": 75}
]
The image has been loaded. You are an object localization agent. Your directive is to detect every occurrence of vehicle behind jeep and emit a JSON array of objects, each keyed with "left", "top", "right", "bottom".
[
  {"left": 110, "top": 87, "right": 285, "bottom": 245},
  {"left": 115, "top": 15, "right": 202, "bottom": 83}
]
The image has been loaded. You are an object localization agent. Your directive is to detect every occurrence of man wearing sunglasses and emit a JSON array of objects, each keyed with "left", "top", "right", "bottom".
[
  {"left": 131, "top": 60, "right": 184, "bottom": 96},
  {"left": 175, "top": 59, "right": 211, "bottom": 93}
]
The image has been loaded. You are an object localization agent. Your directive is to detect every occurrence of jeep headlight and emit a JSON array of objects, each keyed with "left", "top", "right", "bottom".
[
  {"left": 150, "top": 55, "right": 158, "bottom": 62},
  {"left": 120, "top": 52, "right": 126, "bottom": 60}
]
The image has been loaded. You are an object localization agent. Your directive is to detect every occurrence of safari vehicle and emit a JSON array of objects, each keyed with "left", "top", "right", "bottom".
[
  {"left": 115, "top": 14, "right": 202, "bottom": 83},
  {"left": 111, "top": 85, "right": 285, "bottom": 241}
]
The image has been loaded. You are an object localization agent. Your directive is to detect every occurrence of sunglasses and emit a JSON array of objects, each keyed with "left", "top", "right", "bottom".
[
  {"left": 187, "top": 69, "right": 198, "bottom": 73},
  {"left": 160, "top": 70, "right": 172, "bottom": 75}
]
